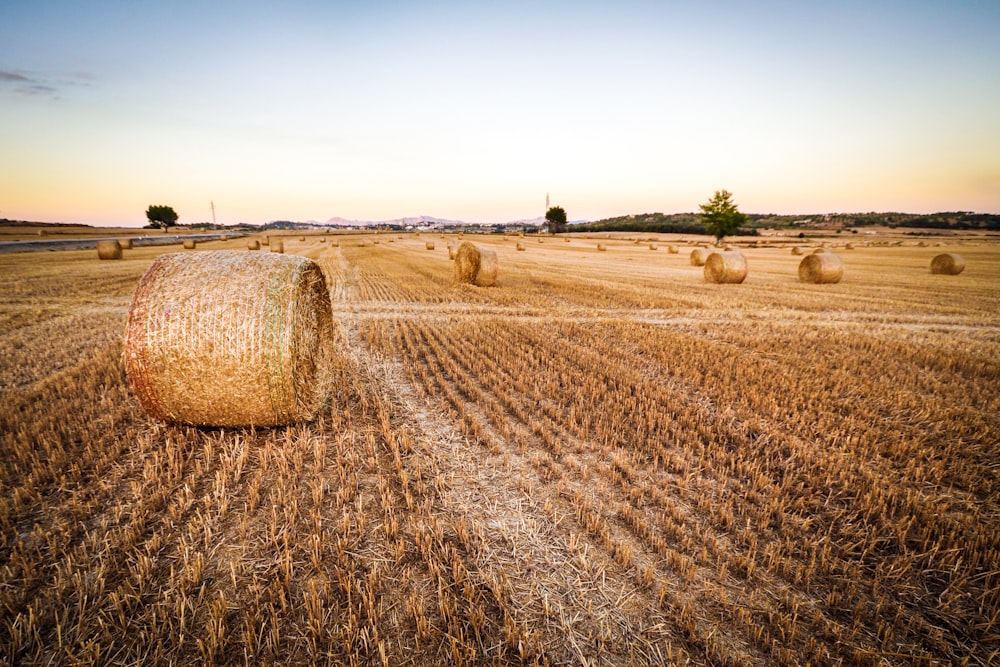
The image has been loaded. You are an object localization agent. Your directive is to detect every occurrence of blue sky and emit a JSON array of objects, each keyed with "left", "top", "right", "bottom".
[{"left": 1, "top": 1, "right": 998, "bottom": 226}]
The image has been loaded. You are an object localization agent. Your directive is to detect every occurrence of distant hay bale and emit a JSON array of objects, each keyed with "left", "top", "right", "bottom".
[
  {"left": 123, "top": 251, "right": 334, "bottom": 427},
  {"left": 454, "top": 241, "right": 497, "bottom": 286},
  {"left": 791, "top": 246, "right": 804, "bottom": 255},
  {"left": 247, "top": 240, "right": 261, "bottom": 250},
  {"left": 331, "top": 240, "right": 339, "bottom": 247},
  {"left": 426, "top": 241, "right": 435, "bottom": 250},
  {"left": 299, "top": 236, "right": 305, "bottom": 242},
  {"left": 119, "top": 238, "right": 134, "bottom": 250},
  {"left": 320, "top": 238, "right": 326, "bottom": 243},
  {"left": 447, "top": 244, "right": 455, "bottom": 259},
  {"left": 649, "top": 244, "right": 657, "bottom": 250},
  {"left": 703, "top": 250, "right": 747, "bottom": 284},
  {"left": 668, "top": 245, "right": 678, "bottom": 254},
  {"left": 262, "top": 237, "right": 270, "bottom": 246},
  {"left": 798, "top": 253, "right": 844, "bottom": 284},
  {"left": 183, "top": 239, "right": 196, "bottom": 250},
  {"left": 723, "top": 245, "right": 734, "bottom": 251},
  {"left": 271, "top": 240, "right": 284, "bottom": 253},
  {"left": 812, "top": 247, "right": 831, "bottom": 254},
  {"left": 97, "top": 240, "right": 122, "bottom": 260},
  {"left": 564, "top": 237, "right": 571, "bottom": 243},
  {"left": 373, "top": 239, "right": 380, "bottom": 245},
  {"left": 516, "top": 242, "right": 526, "bottom": 251},
  {"left": 597, "top": 244, "right": 606, "bottom": 252},
  {"left": 37, "top": 229, "right": 47, "bottom": 236},
  {"left": 845, "top": 243, "right": 854, "bottom": 250},
  {"left": 690, "top": 247, "right": 710, "bottom": 266},
  {"left": 930, "top": 253, "right": 965, "bottom": 275},
  {"left": 220, "top": 234, "right": 228, "bottom": 242}
]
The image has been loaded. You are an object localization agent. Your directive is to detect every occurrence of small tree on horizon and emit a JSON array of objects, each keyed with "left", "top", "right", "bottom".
[
  {"left": 545, "top": 206, "right": 568, "bottom": 234},
  {"left": 698, "top": 190, "right": 747, "bottom": 245},
  {"left": 145, "top": 205, "right": 178, "bottom": 229}
]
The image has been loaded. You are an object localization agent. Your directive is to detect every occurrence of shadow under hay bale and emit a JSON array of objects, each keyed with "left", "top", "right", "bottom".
[
  {"left": 798, "top": 253, "right": 844, "bottom": 284},
  {"left": 690, "top": 247, "right": 710, "bottom": 266},
  {"left": 930, "top": 253, "right": 965, "bottom": 275},
  {"left": 704, "top": 250, "right": 747, "bottom": 284},
  {"left": 454, "top": 241, "right": 497, "bottom": 286},
  {"left": 97, "top": 240, "right": 122, "bottom": 260},
  {"left": 123, "top": 250, "right": 334, "bottom": 427}
]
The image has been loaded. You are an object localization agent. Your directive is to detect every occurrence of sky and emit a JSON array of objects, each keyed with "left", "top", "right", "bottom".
[{"left": 1, "top": 1, "right": 999, "bottom": 227}]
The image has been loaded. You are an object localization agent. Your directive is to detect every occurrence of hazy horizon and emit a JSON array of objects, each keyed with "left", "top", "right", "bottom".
[{"left": 2, "top": 1, "right": 999, "bottom": 227}]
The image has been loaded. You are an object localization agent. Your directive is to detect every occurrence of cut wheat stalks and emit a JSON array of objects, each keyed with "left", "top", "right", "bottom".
[
  {"left": 271, "top": 240, "right": 284, "bottom": 253},
  {"left": 798, "top": 252, "right": 844, "bottom": 284},
  {"left": 247, "top": 240, "right": 261, "bottom": 250},
  {"left": 690, "top": 247, "right": 710, "bottom": 266},
  {"left": 930, "top": 253, "right": 966, "bottom": 275},
  {"left": 97, "top": 240, "right": 122, "bottom": 260},
  {"left": 454, "top": 241, "right": 498, "bottom": 286},
  {"left": 183, "top": 239, "right": 197, "bottom": 250},
  {"left": 704, "top": 250, "right": 747, "bottom": 284},
  {"left": 124, "top": 250, "right": 334, "bottom": 426},
  {"left": 119, "top": 238, "right": 134, "bottom": 250}
]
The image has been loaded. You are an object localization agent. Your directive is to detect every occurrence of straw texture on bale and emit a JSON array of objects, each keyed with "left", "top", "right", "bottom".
[
  {"left": 119, "top": 238, "right": 134, "bottom": 250},
  {"left": 248, "top": 240, "right": 261, "bottom": 250},
  {"left": 930, "top": 253, "right": 965, "bottom": 275},
  {"left": 454, "top": 241, "right": 498, "bottom": 286},
  {"left": 798, "top": 252, "right": 844, "bottom": 284},
  {"left": 183, "top": 239, "right": 196, "bottom": 250},
  {"left": 271, "top": 240, "right": 284, "bottom": 253},
  {"left": 690, "top": 247, "right": 710, "bottom": 266},
  {"left": 124, "top": 250, "right": 334, "bottom": 427},
  {"left": 703, "top": 250, "right": 747, "bottom": 284},
  {"left": 97, "top": 240, "right": 122, "bottom": 260},
  {"left": 426, "top": 241, "right": 435, "bottom": 250}
]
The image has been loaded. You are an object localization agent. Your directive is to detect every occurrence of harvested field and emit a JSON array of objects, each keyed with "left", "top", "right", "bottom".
[{"left": 2, "top": 234, "right": 999, "bottom": 666}]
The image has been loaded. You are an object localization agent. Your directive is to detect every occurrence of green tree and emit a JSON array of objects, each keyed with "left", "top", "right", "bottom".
[
  {"left": 545, "top": 206, "right": 567, "bottom": 234},
  {"left": 698, "top": 190, "right": 747, "bottom": 245},
  {"left": 145, "top": 205, "right": 179, "bottom": 229}
]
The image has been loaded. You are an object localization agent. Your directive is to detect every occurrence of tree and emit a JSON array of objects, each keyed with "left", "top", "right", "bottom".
[
  {"left": 545, "top": 206, "right": 567, "bottom": 235},
  {"left": 698, "top": 190, "right": 747, "bottom": 245},
  {"left": 145, "top": 205, "right": 178, "bottom": 229}
]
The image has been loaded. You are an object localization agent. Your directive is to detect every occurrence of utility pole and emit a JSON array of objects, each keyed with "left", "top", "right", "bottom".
[{"left": 210, "top": 201, "right": 216, "bottom": 226}]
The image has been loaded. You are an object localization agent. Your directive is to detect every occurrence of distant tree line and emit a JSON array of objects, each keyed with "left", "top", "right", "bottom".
[{"left": 575, "top": 212, "right": 758, "bottom": 237}]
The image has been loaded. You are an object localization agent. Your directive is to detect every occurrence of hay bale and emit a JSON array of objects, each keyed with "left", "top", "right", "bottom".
[
  {"left": 798, "top": 253, "right": 844, "bottom": 284},
  {"left": 426, "top": 241, "right": 435, "bottom": 250},
  {"left": 447, "top": 245, "right": 455, "bottom": 260},
  {"left": 649, "top": 244, "right": 657, "bottom": 250},
  {"left": 247, "top": 240, "right": 261, "bottom": 250},
  {"left": 331, "top": 240, "right": 339, "bottom": 247},
  {"left": 97, "top": 240, "right": 122, "bottom": 260},
  {"left": 690, "top": 247, "right": 710, "bottom": 266},
  {"left": 812, "top": 247, "right": 831, "bottom": 254},
  {"left": 119, "top": 238, "right": 134, "bottom": 250},
  {"left": 320, "top": 238, "right": 327, "bottom": 243},
  {"left": 703, "top": 250, "right": 747, "bottom": 284},
  {"left": 516, "top": 242, "right": 526, "bottom": 251},
  {"left": 183, "top": 239, "right": 197, "bottom": 250},
  {"left": 930, "top": 253, "right": 965, "bottom": 275},
  {"left": 845, "top": 243, "right": 854, "bottom": 250},
  {"left": 262, "top": 236, "right": 269, "bottom": 247},
  {"left": 299, "top": 236, "right": 306, "bottom": 242},
  {"left": 668, "top": 245, "right": 678, "bottom": 254},
  {"left": 597, "top": 244, "right": 606, "bottom": 252},
  {"left": 454, "top": 241, "right": 497, "bottom": 286},
  {"left": 791, "top": 246, "right": 804, "bottom": 255},
  {"left": 271, "top": 240, "right": 284, "bottom": 253},
  {"left": 123, "top": 251, "right": 334, "bottom": 427},
  {"left": 564, "top": 237, "right": 571, "bottom": 243}
]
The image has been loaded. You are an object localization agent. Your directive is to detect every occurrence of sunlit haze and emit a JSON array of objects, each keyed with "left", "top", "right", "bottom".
[{"left": 2, "top": 1, "right": 999, "bottom": 226}]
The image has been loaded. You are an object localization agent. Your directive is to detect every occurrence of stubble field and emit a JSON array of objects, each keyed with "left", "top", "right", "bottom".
[{"left": 2, "top": 232, "right": 998, "bottom": 666}]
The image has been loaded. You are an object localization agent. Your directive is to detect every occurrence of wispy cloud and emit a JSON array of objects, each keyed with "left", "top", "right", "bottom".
[{"left": 0, "top": 69, "right": 92, "bottom": 98}]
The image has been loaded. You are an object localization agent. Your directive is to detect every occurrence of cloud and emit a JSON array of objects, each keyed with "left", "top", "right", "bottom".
[{"left": 0, "top": 69, "right": 91, "bottom": 98}]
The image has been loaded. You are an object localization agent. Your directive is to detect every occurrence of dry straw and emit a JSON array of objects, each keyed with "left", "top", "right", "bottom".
[
  {"left": 703, "top": 250, "right": 747, "bottom": 284},
  {"left": 183, "top": 239, "right": 197, "bottom": 250},
  {"left": 248, "top": 240, "right": 261, "bottom": 250},
  {"left": 798, "top": 252, "right": 844, "bottom": 284},
  {"left": 120, "top": 238, "right": 134, "bottom": 250},
  {"left": 454, "top": 241, "right": 498, "bottom": 286},
  {"left": 930, "top": 253, "right": 965, "bottom": 275},
  {"left": 271, "top": 240, "right": 284, "bottom": 253},
  {"left": 690, "top": 247, "right": 710, "bottom": 266},
  {"left": 97, "top": 240, "right": 122, "bottom": 260},
  {"left": 124, "top": 250, "right": 334, "bottom": 427},
  {"left": 426, "top": 241, "right": 435, "bottom": 250}
]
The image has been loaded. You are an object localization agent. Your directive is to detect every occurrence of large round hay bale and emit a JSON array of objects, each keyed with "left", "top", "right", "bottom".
[
  {"left": 703, "top": 250, "right": 747, "bottom": 284},
  {"left": 454, "top": 241, "right": 497, "bottom": 286},
  {"left": 97, "top": 240, "right": 122, "bottom": 260},
  {"left": 183, "top": 239, "right": 196, "bottom": 250},
  {"left": 247, "top": 239, "right": 261, "bottom": 250},
  {"left": 271, "top": 240, "right": 284, "bottom": 253},
  {"left": 426, "top": 241, "right": 435, "bottom": 250},
  {"left": 930, "top": 253, "right": 965, "bottom": 275},
  {"left": 798, "top": 252, "right": 844, "bottom": 284},
  {"left": 119, "top": 238, "right": 134, "bottom": 250},
  {"left": 690, "top": 247, "right": 710, "bottom": 266},
  {"left": 123, "top": 251, "right": 334, "bottom": 427}
]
